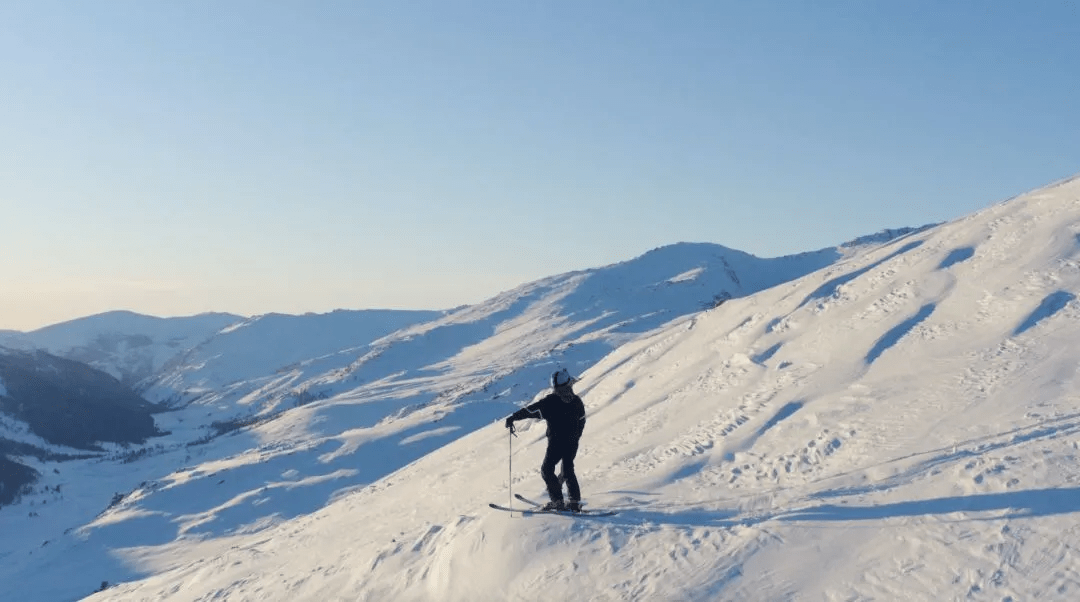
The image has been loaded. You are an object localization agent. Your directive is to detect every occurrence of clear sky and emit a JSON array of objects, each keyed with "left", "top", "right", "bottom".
[{"left": 2, "top": 1, "right": 1078, "bottom": 331}]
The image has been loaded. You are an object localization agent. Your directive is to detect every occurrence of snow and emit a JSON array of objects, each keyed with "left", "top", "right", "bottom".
[{"left": 3, "top": 175, "right": 1080, "bottom": 601}]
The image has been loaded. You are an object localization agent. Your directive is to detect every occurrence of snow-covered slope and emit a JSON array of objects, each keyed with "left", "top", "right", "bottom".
[
  {"left": 51, "top": 174, "right": 1080, "bottom": 601},
  {"left": 141, "top": 309, "right": 445, "bottom": 405}
]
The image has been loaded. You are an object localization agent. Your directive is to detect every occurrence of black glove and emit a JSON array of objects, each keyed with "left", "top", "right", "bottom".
[{"left": 504, "top": 417, "right": 515, "bottom": 433}]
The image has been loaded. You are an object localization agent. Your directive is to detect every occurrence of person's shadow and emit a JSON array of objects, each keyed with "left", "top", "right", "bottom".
[{"left": 777, "top": 487, "right": 1080, "bottom": 522}]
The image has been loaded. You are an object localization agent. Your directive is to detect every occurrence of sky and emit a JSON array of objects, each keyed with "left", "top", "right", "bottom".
[{"left": 2, "top": 1, "right": 1078, "bottom": 331}]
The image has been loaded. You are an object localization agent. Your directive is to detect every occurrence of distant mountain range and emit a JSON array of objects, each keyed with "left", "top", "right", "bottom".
[
  {"left": 4, "top": 232, "right": 929, "bottom": 406},
  {"left": 0, "top": 312, "right": 242, "bottom": 386},
  {"left": 0, "top": 309, "right": 445, "bottom": 506}
]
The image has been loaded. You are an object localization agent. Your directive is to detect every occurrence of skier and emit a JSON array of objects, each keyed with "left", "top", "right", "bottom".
[{"left": 504, "top": 369, "right": 587, "bottom": 512}]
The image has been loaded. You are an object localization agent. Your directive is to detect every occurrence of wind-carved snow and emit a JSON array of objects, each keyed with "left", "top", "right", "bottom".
[
  {"left": 865, "top": 303, "right": 937, "bottom": 364},
  {"left": 5, "top": 176, "right": 1080, "bottom": 601}
]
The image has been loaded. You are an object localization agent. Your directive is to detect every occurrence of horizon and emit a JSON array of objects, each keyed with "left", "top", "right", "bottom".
[
  {"left": 1, "top": 226, "right": 934, "bottom": 333},
  {"left": 3, "top": 2, "right": 1078, "bottom": 331}
]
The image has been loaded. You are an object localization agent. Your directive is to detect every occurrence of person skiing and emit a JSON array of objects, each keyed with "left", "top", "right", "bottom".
[{"left": 504, "top": 368, "right": 587, "bottom": 512}]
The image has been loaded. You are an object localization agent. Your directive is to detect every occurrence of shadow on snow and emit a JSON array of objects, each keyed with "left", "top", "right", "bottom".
[
  {"left": 865, "top": 303, "right": 936, "bottom": 365},
  {"left": 778, "top": 487, "right": 1080, "bottom": 522},
  {"left": 937, "top": 246, "right": 975, "bottom": 270},
  {"left": 595, "top": 486, "right": 1080, "bottom": 531},
  {"left": 1013, "top": 290, "right": 1076, "bottom": 336},
  {"left": 798, "top": 241, "right": 923, "bottom": 310}
]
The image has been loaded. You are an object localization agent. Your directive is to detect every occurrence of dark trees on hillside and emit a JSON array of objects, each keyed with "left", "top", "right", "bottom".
[
  {"left": 0, "top": 350, "right": 163, "bottom": 450},
  {"left": 0, "top": 455, "right": 37, "bottom": 506}
]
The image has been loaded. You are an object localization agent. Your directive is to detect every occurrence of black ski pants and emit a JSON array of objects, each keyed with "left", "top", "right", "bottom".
[{"left": 541, "top": 436, "right": 580, "bottom": 503}]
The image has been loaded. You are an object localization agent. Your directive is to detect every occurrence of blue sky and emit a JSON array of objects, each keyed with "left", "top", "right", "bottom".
[{"left": 2, "top": 1, "right": 1078, "bottom": 331}]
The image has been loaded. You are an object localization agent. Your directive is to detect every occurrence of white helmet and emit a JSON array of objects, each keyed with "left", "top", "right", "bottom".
[{"left": 551, "top": 368, "right": 577, "bottom": 388}]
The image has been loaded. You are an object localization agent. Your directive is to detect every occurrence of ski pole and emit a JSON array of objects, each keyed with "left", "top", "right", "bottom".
[
  {"left": 508, "top": 424, "right": 517, "bottom": 516},
  {"left": 508, "top": 425, "right": 514, "bottom": 516}
]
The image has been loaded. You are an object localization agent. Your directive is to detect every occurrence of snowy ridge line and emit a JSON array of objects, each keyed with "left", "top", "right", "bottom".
[{"left": 1040, "top": 171, "right": 1080, "bottom": 191}]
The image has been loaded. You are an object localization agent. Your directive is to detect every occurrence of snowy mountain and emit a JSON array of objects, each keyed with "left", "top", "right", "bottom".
[
  {"left": 140, "top": 239, "right": 914, "bottom": 427},
  {"left": 0, "top": 312, "right": 243, "bottom": 387},
  {"left": 6, "top": 171, "right": 1077, "bottom": 602}
]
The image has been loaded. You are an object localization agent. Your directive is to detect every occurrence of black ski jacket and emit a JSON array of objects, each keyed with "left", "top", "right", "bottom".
[{"left": 508, "top": 393, "right": 586, "bottom": 441}]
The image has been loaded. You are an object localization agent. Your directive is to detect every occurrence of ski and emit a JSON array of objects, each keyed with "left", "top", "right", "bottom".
[
  {"left": 514, "top": 493, "right": 543, "bottom": 507},
  {"left": 513, "top": 493, "right": 615, "bottom": 515},
  {"left": 515, "top": 493, "right": 588, "bottom": 509},
  {"left": 489, "top": 502, "right": 617, "bottom": 518},
  {"left": 489, "top": 503, "right": 532, "bottom": 513}
]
